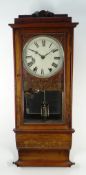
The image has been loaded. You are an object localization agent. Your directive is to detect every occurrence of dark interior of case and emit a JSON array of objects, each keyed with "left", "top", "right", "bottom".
[{"left": 24, "top": 90, "right": 63, "bottom": 123}]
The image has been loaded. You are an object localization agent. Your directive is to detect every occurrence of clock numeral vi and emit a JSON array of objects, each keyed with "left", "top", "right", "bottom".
[{"left": 41, "top": 69, "right": 44, "bottom": 75}]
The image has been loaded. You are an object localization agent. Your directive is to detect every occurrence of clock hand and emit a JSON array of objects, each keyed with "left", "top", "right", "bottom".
[
  {"left": 39, "top": 48, "right": 59, "bottom": 59},
  {"left": 36, "top": 52, "right": 44, "bottom": 57},
  {"left": 44, "top": 50, "right": 52, "bottom": 57},
  {"left": 29, "top": 49, "right": 42, "bottom": 56},
  {"left": 29, "top": 48, "right": 57, "bottom": 59},
  {"left": 44, "top": 49, "right": 58, "bottom": 57},
  {"left": 29, "top": 49, "right": 38, "bottom": 54},
  {"left": 40, "top": 49, "right": 56, "bottom": 59},
  {"left": 35, "top": 51, "right": 45, "bottom": 59},
  {"left": 29, "top": 49, "right": 45, "bottom": 59}
]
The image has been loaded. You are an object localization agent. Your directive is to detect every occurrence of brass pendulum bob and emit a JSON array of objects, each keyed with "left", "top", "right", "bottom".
[{"left": 41, "top": 90, "right": 49, "bottom": 121}]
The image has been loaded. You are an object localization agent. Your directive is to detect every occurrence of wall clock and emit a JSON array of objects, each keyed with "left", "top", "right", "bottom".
[{"left": 9, "top": 10, "right": 78, "bottom": 167}]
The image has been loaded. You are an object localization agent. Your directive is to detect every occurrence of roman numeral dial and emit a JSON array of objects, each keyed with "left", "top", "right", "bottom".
[{"left": 23, "top": 35, "right": 64, "bottom": 78}]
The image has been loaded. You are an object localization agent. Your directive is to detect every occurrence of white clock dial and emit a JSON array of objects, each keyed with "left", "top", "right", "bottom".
[{"left": 23, "top": 35, "right": 64, "bottom": 78}]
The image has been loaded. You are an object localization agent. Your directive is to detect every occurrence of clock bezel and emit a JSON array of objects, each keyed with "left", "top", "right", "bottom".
[{"left": 23, "top": 35, "right": 64, "bottom": 78}]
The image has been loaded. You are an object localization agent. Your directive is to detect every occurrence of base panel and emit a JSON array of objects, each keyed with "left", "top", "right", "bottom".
[
  {"left": 14, "top": 149, "right": 75, "bottom": 167},
  {"left": 14, "top": 160, "right": 74, "bottom": 167}
]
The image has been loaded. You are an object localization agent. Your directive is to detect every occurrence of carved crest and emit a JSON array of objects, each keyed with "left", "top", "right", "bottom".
[
  {"left": 32, "top": 10, "right": 55, "bottom": 17},
  {"left": 18, "top": 10, "right": 57, "bottom": 18}
]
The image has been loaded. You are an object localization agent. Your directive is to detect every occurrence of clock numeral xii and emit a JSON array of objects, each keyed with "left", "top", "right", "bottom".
[{"left": 42, "top": 40, "right": 46, "bottom": 46}]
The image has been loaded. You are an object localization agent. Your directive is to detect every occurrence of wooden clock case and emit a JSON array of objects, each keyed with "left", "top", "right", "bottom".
[{"left": 9, "top": 10, "right": 78, "bottom": 167}]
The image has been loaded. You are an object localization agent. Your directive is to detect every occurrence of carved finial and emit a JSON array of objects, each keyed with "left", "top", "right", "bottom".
[{"left": 32, "top": 10, "right": 55, "bottom": 17}]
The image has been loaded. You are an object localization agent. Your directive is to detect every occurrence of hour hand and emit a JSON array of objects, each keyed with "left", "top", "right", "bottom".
[
  {"left": 29, "top": 49, "right": 41, "bottom": 56},
  {"left": 29, "top": 48, "right": 43, "bottom": 58},
  {"left": 29, "top": 49, "right": 38, "bottom": 54}
]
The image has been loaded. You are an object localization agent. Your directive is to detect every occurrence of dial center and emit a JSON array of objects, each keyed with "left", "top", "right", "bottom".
[{"left": 41, "top": 55, "right": 45, "bottom": 59}]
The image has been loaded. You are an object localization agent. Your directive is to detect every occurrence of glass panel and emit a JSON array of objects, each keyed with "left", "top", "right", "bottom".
[{"left": 24, "top": 88, "right": 63, "bottom": 123}]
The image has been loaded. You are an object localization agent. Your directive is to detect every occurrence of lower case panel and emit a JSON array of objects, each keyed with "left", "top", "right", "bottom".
[
  {"left": 15, "top": 149, "right": 74, "bottom": 167},
  {"left": 14, "top": 130, "right": 75, "bottom": 167}
]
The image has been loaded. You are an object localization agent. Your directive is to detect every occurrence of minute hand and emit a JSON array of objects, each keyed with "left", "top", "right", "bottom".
[
  {"left": 29, "top": 49, "right": 38, "bottom": 54},
  {"left": 44, "top": 49, "right": 58, "bottom": 57}
]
